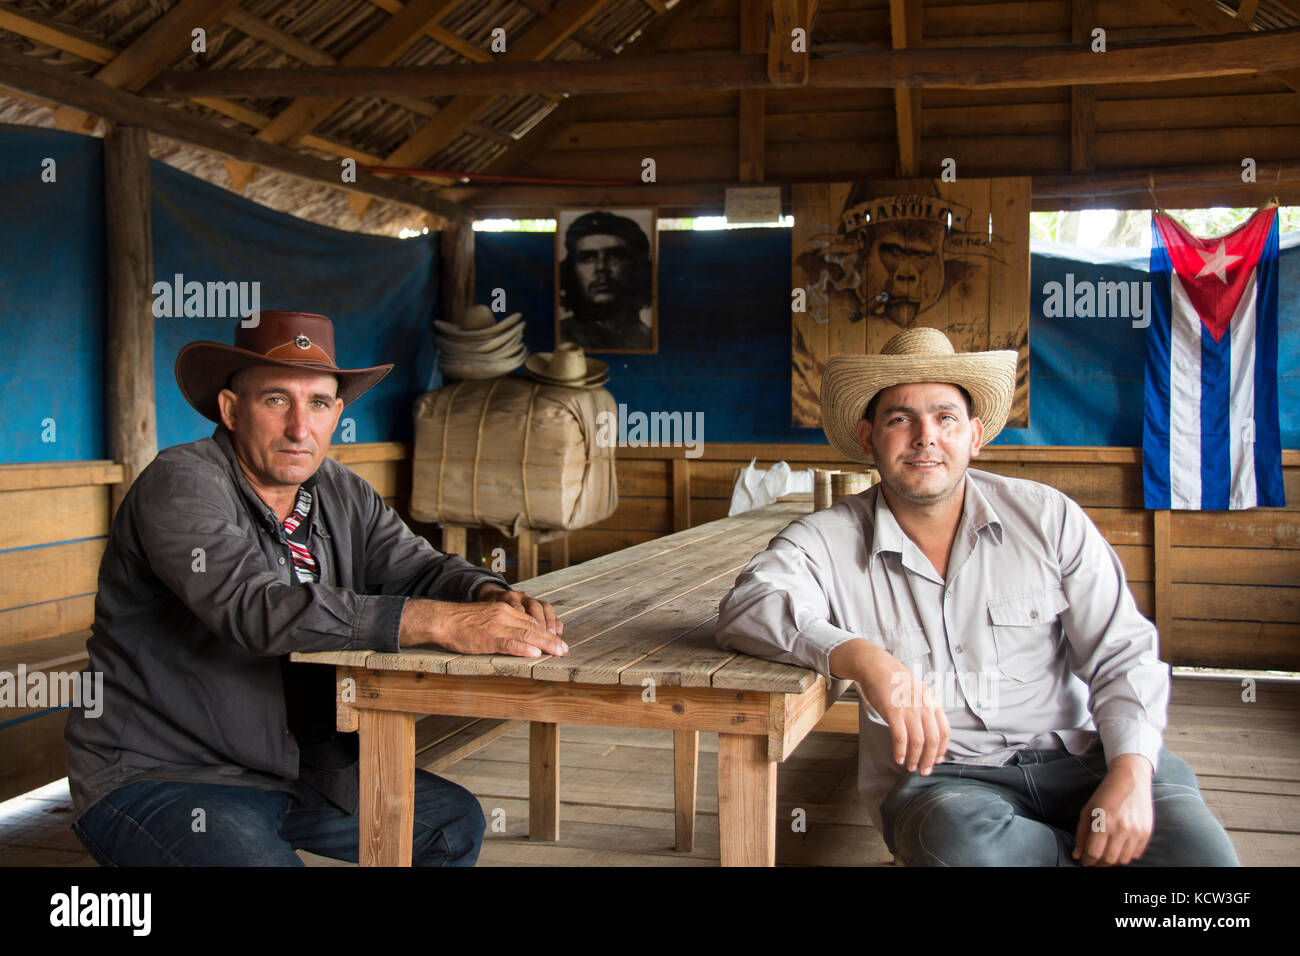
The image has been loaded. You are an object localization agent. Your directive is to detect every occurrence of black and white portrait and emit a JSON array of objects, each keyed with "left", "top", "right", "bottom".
[{"left": 555, "top": 207, "right": 657, "bottom": 354}]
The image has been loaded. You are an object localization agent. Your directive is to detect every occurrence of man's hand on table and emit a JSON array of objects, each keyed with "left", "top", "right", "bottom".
[
  {"left": 397, "top": 583, "right": 567, "bottom": 658},
  {"left": 1073, "top": 753, "right": 1154, "bottom": 866},
  {"left": 829, "top": 638, "right": 950, "bottom": 776}
]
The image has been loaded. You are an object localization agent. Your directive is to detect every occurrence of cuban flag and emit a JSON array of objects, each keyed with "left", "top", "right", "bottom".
[{"left": 1144, "top": 207, "right": 1284, "bottom": 510}]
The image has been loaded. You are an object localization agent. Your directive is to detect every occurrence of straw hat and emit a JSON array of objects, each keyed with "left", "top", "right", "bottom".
[
  {"left": 175, "top": 311, "right": 392, "bottom": 424},
  {"left": 524, "top": 343, "right": 609, "bottom": 388},
  {"left": 434, "top": 305, "right": 523, "bottom": 339},
  {"left": 820, "top": 327, "right": 1017, "bottom": 464}
]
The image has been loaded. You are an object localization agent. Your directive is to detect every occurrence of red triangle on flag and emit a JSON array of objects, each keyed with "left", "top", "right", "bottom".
[{"left": 1153, "top": 208, "right": 1276, "bottom": 343}]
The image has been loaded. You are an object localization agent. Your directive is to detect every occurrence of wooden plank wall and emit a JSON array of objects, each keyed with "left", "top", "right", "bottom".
[{"left": 491, "top": 0, "right": 1300, "bottom": 213}]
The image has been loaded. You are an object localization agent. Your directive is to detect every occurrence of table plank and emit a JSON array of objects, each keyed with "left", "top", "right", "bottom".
[{"left": 444, "top": 507, "right": 794, "bottom": 680}]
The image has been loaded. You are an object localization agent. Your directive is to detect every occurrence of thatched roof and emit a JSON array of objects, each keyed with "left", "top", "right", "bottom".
[
  {"left": 0, "top": 0, "right": 669, "bottom": 234},
  {"left": 1, "top": 0, "right": 1298, "bottom": 230}
]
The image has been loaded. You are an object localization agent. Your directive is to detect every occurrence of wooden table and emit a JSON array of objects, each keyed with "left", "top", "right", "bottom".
[{"left": 292, "top": 498, "right": 844, "bottom": 866}]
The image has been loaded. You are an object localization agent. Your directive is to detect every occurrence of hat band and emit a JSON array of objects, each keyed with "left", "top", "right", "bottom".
[{"left": 265, "top": 339, "right": 336, "bottom": 365}]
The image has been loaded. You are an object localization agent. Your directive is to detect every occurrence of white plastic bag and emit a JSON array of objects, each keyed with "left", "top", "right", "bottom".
[{"left": 728, "top": 458, "right": 814, "bottom": 516}]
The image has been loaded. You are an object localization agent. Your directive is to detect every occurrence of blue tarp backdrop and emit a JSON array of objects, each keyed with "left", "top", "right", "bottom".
[
  {"left": 1, "top": 123, "right": 1296, "bottom": 465},
  {"left": 1, "top": 124, "right": 439, "bottom": 463}
]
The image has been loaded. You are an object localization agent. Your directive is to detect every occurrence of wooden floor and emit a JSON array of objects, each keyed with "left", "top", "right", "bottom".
[{"left": 1, "top": 676, "right": 1297, "bottom": 866}]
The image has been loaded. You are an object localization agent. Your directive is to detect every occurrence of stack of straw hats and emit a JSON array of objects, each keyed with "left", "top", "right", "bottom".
[
  {"left": 435, "top": 305, "right": 526, "bottom": 380},
  {"left": 523, "top": 342, "right": 609, "bottom": 389}
]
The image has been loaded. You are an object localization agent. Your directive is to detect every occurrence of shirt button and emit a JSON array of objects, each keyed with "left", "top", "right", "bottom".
[
  {"left": 1030, "top": 610, "right": 1039, "bottom": 620},
  {"left": 278, "top": 557, "right": 286, "bottom": 565},
  {"left": 954, "top": 645, "right": 964, "bottom": 654}
]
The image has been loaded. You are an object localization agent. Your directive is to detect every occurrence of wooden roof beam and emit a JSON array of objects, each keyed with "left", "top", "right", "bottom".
[
  {"left": 0, "top": 7, "right": 389, "bottom": 180},
  {"left": 769, "top": 0, "right": 816, "bottom": 87},
  {"left": 468, "top": 0, "right": 706, "bottom": 182},
  {"left": 890, "top": 0, "right": 922, "bottom": 177},
  {"left": 0, "top": 45, "right": 473, "bottom": 222},
  {"left": 1156, "top": 0, "right": 1300, "bottom": 91},
  {"left": 349, "top": 0, "right": 611, "bottom": 219},
  {"left": 738, "top": 0, "right": 766, "bottom": 182},
  {"left": 1070, "top": 0, "right": 1096, "bottom": 174},
  {"left": 366, "top": 0, "right": 492, "bottom": 63},
  {"left": 144, "top": 28, "right": 1300, "bottom": 97},
  {"left": 0, "top": 3, "right": 116, "bottom": 63},
  {"left": 223, "top": 0, "right": 467, "bottom": 193},
  {"left": 51, "top": 0, "right": 242, "bottom": 133}
]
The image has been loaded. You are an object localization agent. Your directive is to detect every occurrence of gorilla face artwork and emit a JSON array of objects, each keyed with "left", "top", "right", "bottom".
[
  {"left": 861, "top": 220, "right": 949, "bottom": 327},
  {"left": 791, "top": 178, "right": 1031, "bottom": 432}
]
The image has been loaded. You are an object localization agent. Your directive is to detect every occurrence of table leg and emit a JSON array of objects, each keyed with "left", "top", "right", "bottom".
[
  {"left": 717, "top": 732, "right": 777, "bottom": 866},
  {"left": 358, "top": 709, "right": 415, "bottom": 867},
  {"left": 442, "top": 525, "right": 467, "bottom": 558},
  {"left": 518, "top": 529, "right": 539, "bottom": 582},
  {"left": 529, "top": 721, "right": 560, "bottom": 841},
  {"left": 673, "top": 730, "right": 698, "bottom": 852}
]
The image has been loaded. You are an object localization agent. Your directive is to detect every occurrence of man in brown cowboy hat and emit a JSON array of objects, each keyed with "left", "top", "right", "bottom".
[
  {"left": 65, "top": 311, "right": 567, "bottom": 866},
  {"left": 717, "top": 327, "right": 1238, "bottom": 866}
]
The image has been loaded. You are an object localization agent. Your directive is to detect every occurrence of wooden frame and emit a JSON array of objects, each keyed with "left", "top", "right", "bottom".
[
  {"left": 555, "top": 206, "right": 659, "bottom": 354},
  {"left": 331, "top": 665, "right": 838, "bottom": 866}
]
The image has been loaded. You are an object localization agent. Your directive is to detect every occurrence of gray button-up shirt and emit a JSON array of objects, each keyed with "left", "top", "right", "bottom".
[
  {"left": 65, "top": 424, "right": 506, "bottom": 820},
  {"left": 715, "top": 468, "right": 1169, "bottom": 828}
]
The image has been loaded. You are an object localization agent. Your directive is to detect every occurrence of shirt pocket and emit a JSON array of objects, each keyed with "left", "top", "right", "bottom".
[
  {"left": 986, "top": 585, "right": 1069, "bottom": 682},
  {"left": 856, "top": 624, "right": 929, "bottom": 665}
]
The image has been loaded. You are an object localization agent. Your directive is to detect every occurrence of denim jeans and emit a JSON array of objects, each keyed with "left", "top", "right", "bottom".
[
  {"left": 72, "top": 770, "right": 486, "bottom": 866},
  {"left": 880, "top": 746, "right": 1240, "bottom": 866}
]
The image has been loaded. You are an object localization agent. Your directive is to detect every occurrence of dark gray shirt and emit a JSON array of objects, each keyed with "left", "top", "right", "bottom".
[{"left": 65, "top": 424, "right": 505, "bottom": 820}]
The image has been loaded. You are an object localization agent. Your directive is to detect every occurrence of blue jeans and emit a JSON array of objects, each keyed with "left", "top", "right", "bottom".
[
  {"left": 880, "top": 746, "right": 1240, "bottom": 866},
  {"left": 72, "top": 770, "right": 485, "bottom": 866}
]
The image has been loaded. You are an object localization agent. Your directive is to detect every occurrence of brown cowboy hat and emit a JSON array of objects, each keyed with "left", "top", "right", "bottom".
[{"left": 174, "top": 311, "right": 394, "bottom": 424}]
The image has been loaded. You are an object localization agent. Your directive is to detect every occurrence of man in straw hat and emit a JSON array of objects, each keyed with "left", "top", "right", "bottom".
[
  {"left": 717, "top": 327, "right": 1237, "bottom": 866},
  {"left": 65, "top": 311, "right": 567, "bottom": 866}
]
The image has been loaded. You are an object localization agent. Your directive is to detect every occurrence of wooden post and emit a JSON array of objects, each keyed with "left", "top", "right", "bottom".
[
  {"left": 549, "top": 533, "right": 570, "bottom": 571},
  {"left": 1153, "top": 509, "right": 1172, "bottom": 641},
  {"left": 672, "top": 457, "right": 691, "bottom": 531},
  {"left": 517, "top": 528, "right": 538, "bottom": 582},
  {"left": 718, "top": 731, "right": 777, "bottom": 866},
  {"left": 439, "top": 218, "right": 475, "bottom": 325},
  {"left": 738, "top": 0, "right": 766, "bottom": 182},
  {"left": 441, "top": 524, "right": 468, "bottom": 558},
  {"left": 358, "top": 709, "right": 416, "bottom": 866},
  {"left": 529, "top": 721, "right": 560, "bottom": 841},
  {"left": 103, "top": 124, "right": 157, "bottom": 518},
  {"left": 1070, "top": 0, "right": 1097, "bottom": 173},
  {"left": 673, "top": 729, "right": 699, "bottom": 852}
]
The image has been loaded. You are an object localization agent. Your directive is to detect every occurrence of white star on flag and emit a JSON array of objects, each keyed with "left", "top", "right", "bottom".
[{"left": 1194, "top": 239, "right": 1243, "bottom": 283}]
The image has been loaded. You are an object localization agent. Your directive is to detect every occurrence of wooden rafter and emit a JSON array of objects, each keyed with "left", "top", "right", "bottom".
[
  {"left": 0, "top": 45, "right": 473, "bottom": 221},
  {"left": 1236, "top": 0, "right": 1262, "bottom": 23},
  {"left": 222, "top": 0, "right": 467, "bottom": 193},
  {"left": 889, "top": 0, "right": 922, "bottom": 177},
  {"left": 50, "top": 0, "right": 241, "bottom": 133},
  {"left": 738, "top": 0, "right": 766, "bottom": 182},
  {"left": 468, "top": 0, "right": 707, "bottom": 184},
  {"left": 1156, "top": 0, "right": 1300, "bottom": 91},
  {"left": 768, "top": 0, "right": 816, "bottom": 87},
  {"left": 349, "top": 0, "right": 611, "bottom": 219},
  {"left": 0, "top": 9, "right": 391, "bottom": 171},
  {"left": 143, "top": 28, "right": 1300, "bottom": 97},
  {"left": 1070, "top": 0, "right": 1096, "bottom": 173}
]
